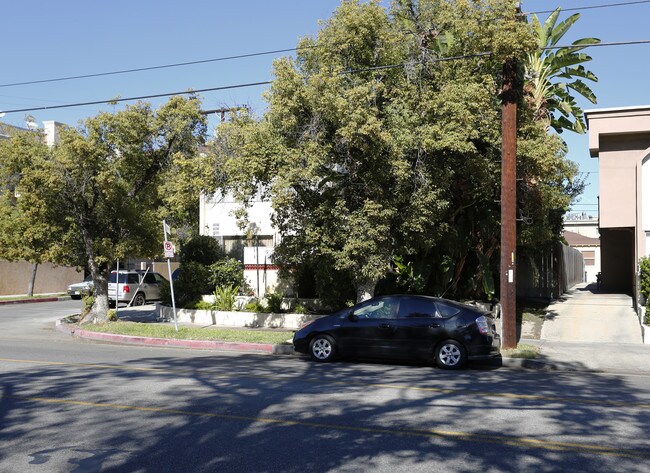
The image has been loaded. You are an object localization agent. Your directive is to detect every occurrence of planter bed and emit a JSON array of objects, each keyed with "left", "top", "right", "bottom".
[{"left": 157, "top": 305, "right": 321, "bottom": 330}]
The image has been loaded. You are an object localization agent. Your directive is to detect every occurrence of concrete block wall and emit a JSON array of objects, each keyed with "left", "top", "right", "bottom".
[{"left": 0, "top": 260, "right": 82, "bottom": 296}]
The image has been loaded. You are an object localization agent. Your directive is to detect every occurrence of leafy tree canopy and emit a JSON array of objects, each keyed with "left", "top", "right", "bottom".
[
  {"left": 0, "top": 97, "right": 207, "bottom": 321},
  {"left": 210, "top": 0, "right": 583, "bottom": 306},
  {"left": 524, "top": 7, "right": 599, "bottom": 134}
]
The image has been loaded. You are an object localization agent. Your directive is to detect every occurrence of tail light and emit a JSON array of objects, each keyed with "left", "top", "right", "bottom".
[
  {"left": 476, "top": 315, "right": 490, "bottom": 335},
  {"left": 122, "top": 284, "right": 130, "bottom": 294}
]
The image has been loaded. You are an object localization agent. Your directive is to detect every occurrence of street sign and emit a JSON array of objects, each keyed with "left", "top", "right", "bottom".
[{"left": 163, "top": 240, "right": 175, "bottom": 258}]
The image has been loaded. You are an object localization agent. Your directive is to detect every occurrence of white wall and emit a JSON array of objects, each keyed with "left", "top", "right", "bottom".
[
  {"left": 578, "top": 246, "right": 601, "bottom": 283},
  {"left": 200, "top": 190, "right": 275, "bottom": 239},
  {"left": 564, "top": 220, "right": 600, "bottom": 239},
  {"left": 200, "top": 190, "right": 281, "bottom": 298}
]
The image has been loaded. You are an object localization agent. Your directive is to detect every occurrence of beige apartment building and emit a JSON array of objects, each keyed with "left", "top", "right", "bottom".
[{"left": 586, "top": 106, "right": 650, "bottom": 298}]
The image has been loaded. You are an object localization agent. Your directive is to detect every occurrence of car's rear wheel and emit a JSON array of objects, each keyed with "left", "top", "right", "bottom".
[
  {"left": 309, "top": 334, "right": 337, "bottom": 362},
  {"left": 435, "top": 340, "right": 467, "bottom": 369},
  {"left": 132, "top": 293, "right": 146, "bottom": 306}
]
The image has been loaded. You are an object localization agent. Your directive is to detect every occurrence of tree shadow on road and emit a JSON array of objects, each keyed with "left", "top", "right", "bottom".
[{"left": 1, "top": 352, "right": 649, "bottom": 472}]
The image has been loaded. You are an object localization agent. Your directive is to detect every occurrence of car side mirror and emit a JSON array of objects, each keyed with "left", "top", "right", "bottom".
[{"left": 348, "top": 312, "right": 358, "bottom": 322}]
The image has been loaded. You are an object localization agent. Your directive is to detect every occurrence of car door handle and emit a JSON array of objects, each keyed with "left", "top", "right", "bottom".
[
  {"left": 379, "top": 323, "right": 392, "bottom": 329},
  {"left": 428, "top": 323, "right": 441, "bottom": 328}
]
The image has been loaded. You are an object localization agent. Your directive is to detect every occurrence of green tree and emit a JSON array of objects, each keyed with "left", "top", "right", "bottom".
[
  {"left": 524, "top": 7, "right": 600, "bottom": 134},
  {"left": 216, "top": 0, "right": 447, "bottom": 302},
  {"left": 0, "top": 97, "right": 206, "bottom": 321},
  {"left": 180, "top": 235, "right": 225, "bottom": 265},
  {"left": 0, "top": 130, "right": 60, "bottom": 295}
]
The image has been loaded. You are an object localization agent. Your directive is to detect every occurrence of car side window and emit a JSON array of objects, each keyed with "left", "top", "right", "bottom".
[
  {"left": 352, "top": 298, "right": 398, "bottom": 319},
  {"left": 127, "top": 274, "right": 140, "bottom": 284},
  {"left": 144, "top": 273, "right": 156, "bottom": 284},
  {"left": 434, "top": 301, "right": 461, "bottom": 318},
  {"left": 153, "top": 273, "right": 165, "bottom": 284},
  {"left": 397, "top": 297, "right": 440, "bottom": 318}
]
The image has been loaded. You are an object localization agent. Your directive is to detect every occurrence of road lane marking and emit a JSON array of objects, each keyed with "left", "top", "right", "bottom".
[
  {"left": 1, "top": 357, "right": 649, "bottom": 409},
  {"left": 2, "top": 393, "right": 648, "bottom": 460}
]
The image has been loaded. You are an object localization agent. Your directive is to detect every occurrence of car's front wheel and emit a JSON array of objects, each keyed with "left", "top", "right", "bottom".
[
  {"left": 435, "top": 340, "right": 467, "bottom": 369},
  {"left": 309, "top": 334, "right": 337, "bottom": 362}
]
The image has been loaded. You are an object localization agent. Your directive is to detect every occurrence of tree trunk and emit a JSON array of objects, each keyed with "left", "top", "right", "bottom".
[
  {"left": 84, "top": 261, "right": 109, "bottom": 324},
  {"left": 27, "top": 263, "right": 38, "bottom": 297},
  {"left": 78, "top": 221, "right": 111, "bottom": 324},
  {"left": 356, "top": 278, "right": 377, "bottom": 303}
]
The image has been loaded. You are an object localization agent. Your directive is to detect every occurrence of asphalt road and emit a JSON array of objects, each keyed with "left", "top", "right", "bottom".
[{"left": 1, "top": 301, "right": 649, "bottom": 473}]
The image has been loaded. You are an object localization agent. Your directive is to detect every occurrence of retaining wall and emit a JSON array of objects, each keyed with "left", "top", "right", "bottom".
[{"left": 158, "top": 304, "right": 322, "bottom": 330}]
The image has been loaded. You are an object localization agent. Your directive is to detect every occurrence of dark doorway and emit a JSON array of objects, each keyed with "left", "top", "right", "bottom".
[{"left": 600, "top": 228, "right": 635, "bottom": 295}]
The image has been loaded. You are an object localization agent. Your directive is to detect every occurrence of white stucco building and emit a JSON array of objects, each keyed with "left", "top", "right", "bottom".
[{"left": 199, "top": 187, "right": 281, "bottom": 298}]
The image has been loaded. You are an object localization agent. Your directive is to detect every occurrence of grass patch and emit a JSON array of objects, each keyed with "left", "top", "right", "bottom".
[
  {"left": 80, "top": 321, "right": 294, "bottom": 345},
  {"left": 501, "top": 343, "right": 540, "bottom": 359}
]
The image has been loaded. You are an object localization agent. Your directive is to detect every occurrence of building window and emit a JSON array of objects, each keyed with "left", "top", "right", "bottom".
[
  {"left": 222, "top": 235, "right": 274, "bottom": 262},
  {"left": 212, "top": 223, "right": 220, "bottom": 237},
  {"left": 583, "top": 250, "right": 595, "bottom": 267}
]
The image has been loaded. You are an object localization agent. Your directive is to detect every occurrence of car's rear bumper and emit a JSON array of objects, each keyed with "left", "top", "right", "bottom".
[{"left": 468, "top": 333, "right": 500, "bottom": 360}]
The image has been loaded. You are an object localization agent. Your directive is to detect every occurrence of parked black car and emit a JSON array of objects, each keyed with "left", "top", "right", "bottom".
[{"left": 293, "top": 295, "right": 500, "bottom": 369}]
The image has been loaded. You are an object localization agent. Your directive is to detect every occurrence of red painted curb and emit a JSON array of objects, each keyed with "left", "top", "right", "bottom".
[{"left": 57, "top": 322, "right": 277, "bottom": 354}]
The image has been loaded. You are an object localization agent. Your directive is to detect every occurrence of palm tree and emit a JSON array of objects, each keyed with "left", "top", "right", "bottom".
[{"left": 525, "top": 8, "right": 600, "bottom": 134}]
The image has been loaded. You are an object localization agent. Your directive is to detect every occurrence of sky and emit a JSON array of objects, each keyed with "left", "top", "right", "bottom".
[{"left": 3, "top": 0, "right": 650, "bottom": 218}]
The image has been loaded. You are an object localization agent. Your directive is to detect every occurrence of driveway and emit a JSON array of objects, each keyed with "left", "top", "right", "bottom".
[
  {"left": 514, "top": 284, "right": 650, "bottom": 374},
  {"left": 541, "top": 283, "right": 642, "bottom": 343}
]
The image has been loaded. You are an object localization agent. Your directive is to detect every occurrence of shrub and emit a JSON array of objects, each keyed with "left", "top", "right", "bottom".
[
  {"left": 162, "top": 262, "right": 211, "bottom": 308},
  {"left": 190, "top": 300, "right": 213, "bottom": 310},
  {"left": 293, "top": 303, "right": 308, "bottom": 314},
  {"left": 209, "top": 258, "right": 246, "bottom": 289},
  {"left": 107, "top": 309, "right": 118, "bottom": 322},
  {"left": 244, "top": 298, "right": 265, "bottom": 313},
  {"left": 264, "top": 291, "right": 284, "bottom": 313},
  {"left": 180, "top": 235, "right": 225, "bottom": 266},
  {"left": 213, "top": 285, "right": 239, "bottom": 311},
  {"left": 81, "top": 295, "right": 95, "bottom": 318},
  {"left": 640, "top": 257, "right": 650, "bottom": 301}
]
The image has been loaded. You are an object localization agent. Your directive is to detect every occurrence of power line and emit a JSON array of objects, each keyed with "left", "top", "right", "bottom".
[
  {"left": 0, "top": 47, "right": 313, "bottom": 89},
  {"left": 0, "top": 52, "right": 494, "bottom": 115},
  {"left": 2, "top": 34, "right": 649, "bottom": 115},
  {"left": 0, "top": 82, "right": 271, "bottom": 114},
  {"left": 524, "top": 0, "right": 650, "bottom": 16},
  {"left": 544, "top": 39, "right": 650, "bottom": 49},
  {"left": 3, "top": 1, "right": 648, "bottom": 92}
]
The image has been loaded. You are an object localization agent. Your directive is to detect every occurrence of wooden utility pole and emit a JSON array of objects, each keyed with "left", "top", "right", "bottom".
[{"left": 500, "top": 56, "right": 518, "bottom": 349}]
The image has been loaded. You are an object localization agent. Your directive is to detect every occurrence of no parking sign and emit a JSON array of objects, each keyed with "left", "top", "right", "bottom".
[{"left": 163, "top": 240, "right": 175, "bottom": 258}]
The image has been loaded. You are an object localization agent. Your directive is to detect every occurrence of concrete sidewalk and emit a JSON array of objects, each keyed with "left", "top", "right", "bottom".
[{"left": 513, "top": 338, "right": 650, "bottom": 374}]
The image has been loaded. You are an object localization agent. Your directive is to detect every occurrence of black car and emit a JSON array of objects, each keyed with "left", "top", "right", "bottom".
[{"left": 293, "top": 295, "right": 500, "bottom": 369}]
